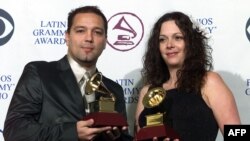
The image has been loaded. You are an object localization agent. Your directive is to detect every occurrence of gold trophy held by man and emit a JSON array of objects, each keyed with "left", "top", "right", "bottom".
[{"left": 83, "top": 72, "right": 128, "bottom": 127}]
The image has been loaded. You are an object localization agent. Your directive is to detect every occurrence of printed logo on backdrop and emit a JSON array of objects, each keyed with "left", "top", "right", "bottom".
[
  {"left": 246, "top": 17, "right": 250, "bottom": 42},
  {"left": 245, "top": 79, "right": 250, "bottom": 96},
  {"left": 107, "top": 12, "right": 144, "bottom": 51},
  {"left": 0, "top": 9, "right": 15, "bottom": 46},
  {"left": 196, "top": 17, "right": 217, "bottom": 34},
  {"left": 0, "top": 75, "right": 15, "bottom": 100},
  {"left": 33, "top": 21, "right": 66, "bottom": 45},
  {"left": 116, "top": 78, "right": 141, "bottom": 104}
]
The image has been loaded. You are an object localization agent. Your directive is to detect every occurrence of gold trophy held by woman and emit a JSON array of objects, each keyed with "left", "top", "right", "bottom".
[{"left": 135, "top": 87, "right": 179, "bottom": 141}]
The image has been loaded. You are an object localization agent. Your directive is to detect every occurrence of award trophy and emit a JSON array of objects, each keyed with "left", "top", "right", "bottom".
[
  {"left": 135, "top": 87, "right": 179, "bottom": 141},
  {"left": 82, "top": 72, "right": 128, "bottom": 127}
]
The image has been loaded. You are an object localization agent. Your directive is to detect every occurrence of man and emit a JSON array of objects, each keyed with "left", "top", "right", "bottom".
[{"left": 3, "top": 6, "right": 132, "bottom": 141}]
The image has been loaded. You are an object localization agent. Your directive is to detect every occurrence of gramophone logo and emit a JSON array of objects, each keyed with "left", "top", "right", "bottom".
[
  {"left": 0, "top": 9, "right": 14, "bottom": 46},
  {"left": 107, "top": 12, "right": 144, "bottom": 51},
  {"left": 246, "top": 17, "right": 250, "bottom": 42}
]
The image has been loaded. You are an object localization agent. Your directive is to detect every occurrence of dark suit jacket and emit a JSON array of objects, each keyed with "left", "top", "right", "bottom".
[{"left": 3, "top": 56, "right": 132, "bottom": 141}]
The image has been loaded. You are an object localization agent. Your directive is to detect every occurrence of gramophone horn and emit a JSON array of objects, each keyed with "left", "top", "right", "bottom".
[
  {"left": 142, "top": 87, "right": 166, "bottom": 108},
  {"left": 85, "top": 72, "right": 102, "bottom": 94},
  {"left": 85, "top": 72, "right": 115, "bottom": 101}
]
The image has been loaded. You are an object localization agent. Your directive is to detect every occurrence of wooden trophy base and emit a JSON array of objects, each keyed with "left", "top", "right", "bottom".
[
  {"left": 83, "top": 112, "right": 128, "bottom": 127},
  {"left": 135, "top": 124, "right": 179, "bottom": 141}
]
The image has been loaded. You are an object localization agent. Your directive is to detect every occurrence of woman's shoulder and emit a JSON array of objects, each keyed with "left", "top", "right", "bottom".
[
  {"left": 205, "top": 71, "right": 223, "bottom": 85},
  {"left": 202, "top": 71, "right": 232, "bottom": 106}
]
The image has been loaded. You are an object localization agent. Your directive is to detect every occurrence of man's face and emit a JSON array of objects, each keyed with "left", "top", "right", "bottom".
[{"left": 66, "top": 13, "right": 106, "bottom": 68}]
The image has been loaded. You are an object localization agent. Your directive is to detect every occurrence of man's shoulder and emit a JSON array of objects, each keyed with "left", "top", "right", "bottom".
[
  {"left": 23, "top": 56, "right": 68, "bottom": 75},
  {"left": 25, "top": 60, "right": 58, "bottom": 69},
  {"left": 25, "top": 56, "right": 66, "bottom": 70},
  {"left": 102, "top": 75, "right": 118, "bottom": 84},
  {"left": 102, "top": 75, "right": 122, "bottom": 88}
]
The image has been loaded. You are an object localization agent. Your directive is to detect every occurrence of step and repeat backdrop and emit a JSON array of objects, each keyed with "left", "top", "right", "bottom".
[{"left": 0, "top": 0, "right": 250, "bottom": 140}]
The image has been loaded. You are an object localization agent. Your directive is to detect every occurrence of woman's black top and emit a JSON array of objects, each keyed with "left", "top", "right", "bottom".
[{"left": 138, "top": 88, "right": 219, "bottom": 141}]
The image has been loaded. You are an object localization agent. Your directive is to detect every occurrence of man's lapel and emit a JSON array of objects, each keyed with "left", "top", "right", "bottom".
[{"left": 57, "top": 56, "right": 86, "bottom": 116}]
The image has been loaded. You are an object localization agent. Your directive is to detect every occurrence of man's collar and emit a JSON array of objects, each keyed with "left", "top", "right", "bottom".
[{"left": 67, "top": 54, "right": 96, "bottom": 82}]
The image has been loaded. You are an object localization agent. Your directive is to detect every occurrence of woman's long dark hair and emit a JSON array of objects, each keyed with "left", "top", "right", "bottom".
[{"left": 142, "top": 11, "right": 213, "bottom": 93}]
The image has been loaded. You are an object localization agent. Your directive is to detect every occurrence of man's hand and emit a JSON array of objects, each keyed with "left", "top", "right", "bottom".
[
  {"left": 77, "top": 119, "right": 111, "bottom": 141},
  {"left": 153, "top": 136, "right": 180, "bottom": 141},
  {"left": 105, "top": 126, "right": 128, "bottom": 140}
]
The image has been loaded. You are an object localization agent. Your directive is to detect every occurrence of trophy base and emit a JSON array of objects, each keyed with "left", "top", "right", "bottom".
[
  {"left": 83, "top": 112, "right": 128, "bottom": 127},
  {"left": 135, "top": 124, "right": 179, "bottom": 141}
]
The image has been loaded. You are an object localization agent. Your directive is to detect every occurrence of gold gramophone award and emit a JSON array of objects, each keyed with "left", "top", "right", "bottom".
[
  {"left": 82, "top": 72, "right": 128, "bottom": 127},
  {"left": 135, "top": 87, "right": 179, "bottom": 141}
]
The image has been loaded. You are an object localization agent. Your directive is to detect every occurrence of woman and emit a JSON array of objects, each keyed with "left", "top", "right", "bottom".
[{"left": 135, "top": 11, "right": 240, "bottom": 141}]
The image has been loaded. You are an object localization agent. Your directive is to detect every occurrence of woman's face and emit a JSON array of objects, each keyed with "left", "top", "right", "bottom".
[{"left": 159, "top": 20, "right": 186, "bottom": 69}]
